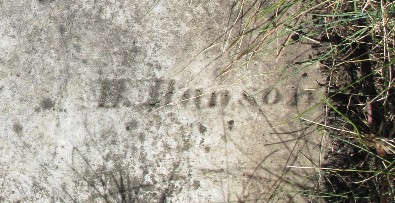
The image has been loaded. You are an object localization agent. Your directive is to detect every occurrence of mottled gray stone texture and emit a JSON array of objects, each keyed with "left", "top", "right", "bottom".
[{"left": 0, "top": 0, "right": 325, "bottom": 202}]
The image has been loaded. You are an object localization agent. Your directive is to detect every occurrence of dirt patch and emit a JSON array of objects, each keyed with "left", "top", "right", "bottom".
[{"left": 312, "top": 0, "right": 395, "bottom": 201}]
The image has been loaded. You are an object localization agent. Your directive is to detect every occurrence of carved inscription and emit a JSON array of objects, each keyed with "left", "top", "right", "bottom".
[
  {"left": 240, "top": 88, "right": 314, "bottom": 107},
  {"left": 287, "top": 88, "right": 314, "bottom": 107},
  {"left": 181, "top": 89, "right": 191, "bottom": 107},
  {"left": 147, "top": 79, "right": 162, "bottom": 106},
  {"left": 262, "top": 88, "right": 281, "bottom": 105},
  {"left": 98, "top": 79, "right": 130, "bottom": 108},
  {"left": 209, "top": 92, "right": 217, "bottom": 107},
  {"left": 164, "top": 80, "right": 175, "bottom": 105},
  {"left": 97, "top": 79, "right": 315, "bottom": 109},
  {"left": 221, "top": 90, "right": 230, "bottom": 107},
  {"left": 195, "top": 89, "right": 202, "bottom": 109}
]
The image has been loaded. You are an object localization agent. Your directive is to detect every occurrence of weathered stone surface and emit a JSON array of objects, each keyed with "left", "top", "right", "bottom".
[{"left": 0, "top": 0, "right": 325, "bottom": 202}]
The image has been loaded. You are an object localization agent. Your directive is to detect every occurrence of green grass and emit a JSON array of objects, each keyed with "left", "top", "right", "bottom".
[{"left": 227, "top": 0, "right": 395, "bottom": 202}]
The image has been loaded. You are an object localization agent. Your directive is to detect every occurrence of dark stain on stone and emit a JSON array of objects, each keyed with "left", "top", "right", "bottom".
[
  {"left": 181, "top": 132, "right": 192, "bottom": 150},
  {"left": 228, "top": 120, "right": 234, "bottom": 130},
  {"left": 13, "top": 122, "right": 23, "bottom": 134},
  {"left": 199, "top": 124, "right": 207, "bottom": 134},
  {"left": 73, "top": 44, "right": 81, "bottom": 53},
  {"left": 121, "top": 52, "right": 129, "bottom": 66},
  {"left": 125, "top": 120, "right": 139, "bottom": 131},
  {"left": 291, "top": 33, "right": 300, "bottom": 41},
  {"left": 59, "top": 25, "right": 66, "bottom": 35},
  {"left": 123, "top": 99, "right": 131, "bottom": 107},
  {"left": 204, "top": 146, "right": 211, "bottom": 153},
  {"left": 38, "top": 0, "right": 55, "bottom": 4},
  {"left": 131, "top": 46, "right": 139, "bottom": 54},
  {"left": 200, "top": 138, "right": 204, "bottom": 145},
  {"left": 200, "top": 168, "right": 225, "bottom": 175},
  {"left": 138, "top": 133, "right": 145, "bottom": 143},
  {"left": 34, "top": 107, "right": 41, "bottom": 112},
  {"left": 40, "top": 98, "right": 55, "bottom": 110},
  {"left": 193, "top": 180, "right": 201, "bottom": 190},
  {"left": 121, "top": 47, "right": 140, "bottom": 66}
]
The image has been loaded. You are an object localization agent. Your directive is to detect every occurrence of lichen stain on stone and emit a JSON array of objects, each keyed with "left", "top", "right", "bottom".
[
  {"left": 40, "top": 98, "right": 55, "bottom": 110},
  {"left": 13, "top": 122, "right": 23, "bottom": 134},
  {"left": 59, "top": 25, "right": 66, "bottom": 35},
  {"left": 199, "top": 124, "right": 207, "bottom": 134},
  {"left": 193, "top": 180, "right": 201, "bottom": 190},
  {"left": 125, "top": 120, "right": 139, "bottom": 131},
  {"left": 121, "top": 47, "right": 140, "bottom": 66},
  {"left": 228, "top": 120, "right": 234, "bottom": 130}
]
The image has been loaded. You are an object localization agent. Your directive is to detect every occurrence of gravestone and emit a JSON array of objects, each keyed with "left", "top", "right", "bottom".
[{"left": 0, "top": 0, "right": 326, "bottom": 202}]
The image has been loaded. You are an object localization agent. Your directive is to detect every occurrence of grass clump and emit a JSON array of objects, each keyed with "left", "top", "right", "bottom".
[
  {"left": 229, "top": 0, "right": 395, "bottom": 202},
  {"left": 295, "top": 0, "right": 394, "bottom": 202},
  {"left": 309, "top": 1, "right": 395, "bottom": 202}
]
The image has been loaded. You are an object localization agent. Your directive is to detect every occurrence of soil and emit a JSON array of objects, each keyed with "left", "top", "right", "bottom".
[{"left": 314, "top": 1, "right": 395, "bottom": 201}]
